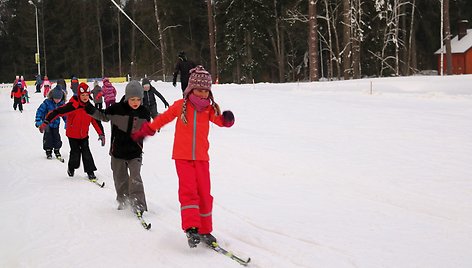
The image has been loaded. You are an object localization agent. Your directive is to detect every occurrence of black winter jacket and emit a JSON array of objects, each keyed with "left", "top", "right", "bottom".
[
  {"left": 143, "top": 85, "right": 169, "bottom": 109},
  {"left": 88, "top": 100, "right": 151, "bottom": 160}
]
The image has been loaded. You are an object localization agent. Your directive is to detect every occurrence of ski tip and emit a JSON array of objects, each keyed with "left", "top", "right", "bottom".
[
  {"left": 146, "top": 223, "right": 151, "bottom": 230},
  {"left": 100, "top": 182, "right": 105, "bottom": 188}
]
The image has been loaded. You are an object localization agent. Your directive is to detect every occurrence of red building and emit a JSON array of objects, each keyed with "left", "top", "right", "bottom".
[{"left": 435, "top": 20, "right": 472, "bottom": 74}]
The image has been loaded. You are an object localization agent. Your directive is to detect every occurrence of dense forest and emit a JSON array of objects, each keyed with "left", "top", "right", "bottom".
[{"left": 0, "top": 0, "right": 471, "bottom": 83}]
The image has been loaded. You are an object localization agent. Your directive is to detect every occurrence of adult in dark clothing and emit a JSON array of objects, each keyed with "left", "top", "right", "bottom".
[
  {"left": 172, "top": 51, "right": 196, "bottom": 93},
  {"left": 141, "top": 78, "right": 169, "bottom": 118}
]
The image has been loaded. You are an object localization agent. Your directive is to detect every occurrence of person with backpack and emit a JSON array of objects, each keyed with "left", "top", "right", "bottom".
[{"left": 11, "top": 80, "right": 25, "bottom": 113}]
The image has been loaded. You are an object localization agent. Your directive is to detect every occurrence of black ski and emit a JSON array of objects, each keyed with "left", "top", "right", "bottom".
[
  {"left": 136, "top": 211, "right": 151, "bottom": 230},
  {"left": 56, "top": 156, "right": 65, "bottom": 163},
  {"left": 207, "top": 242, "right": 251, "bottom": 266},
  {"left": 87, "top": 178, "right": 105, "bottom": 188}
]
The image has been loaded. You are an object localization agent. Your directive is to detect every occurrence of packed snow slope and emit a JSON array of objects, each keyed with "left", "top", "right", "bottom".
[{"left": 1, "top": 75, "right": 472, "bottom": 268}]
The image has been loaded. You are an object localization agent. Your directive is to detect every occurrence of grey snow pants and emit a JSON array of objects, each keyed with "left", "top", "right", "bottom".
[{"left": 111, "top": 156, "right": 147, "bottom": 211}]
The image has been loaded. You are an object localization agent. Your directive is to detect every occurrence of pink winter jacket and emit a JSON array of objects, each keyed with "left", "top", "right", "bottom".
[{"left": 101, "top": 78, "right": 116, "bottom": 103}]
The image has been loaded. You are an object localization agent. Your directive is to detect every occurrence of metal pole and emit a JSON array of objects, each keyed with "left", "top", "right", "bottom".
[
  {"left": 440, "top": 0, "right": 444, "bottom": 76},
  {"left": 29, "top": 1, "right": 41, "bottom": 76}
]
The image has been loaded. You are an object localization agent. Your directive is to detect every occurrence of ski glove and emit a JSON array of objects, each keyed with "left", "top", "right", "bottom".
[
  {"left": 84, "top": 101, "right": 96, "bottom": 115},
  {"left": 222, "top": 110, "right": 235, "bottom": 127},
  {"left": 38, "top": 120, "right": 50, "bottom": 133},
  {"left": 98, "top": 135, "right": 106, "bottom": 146},
  {"left": 131, "top": 122, "right": 156, "bottom": 142}
]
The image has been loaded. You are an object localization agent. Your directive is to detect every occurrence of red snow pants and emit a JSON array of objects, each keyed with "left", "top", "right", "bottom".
[{"left": 175, "top": 159, "right": 213, "bottom": 234}]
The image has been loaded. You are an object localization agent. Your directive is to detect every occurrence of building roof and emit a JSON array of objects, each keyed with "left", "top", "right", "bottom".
[{"left": 434, "top": 29, "right": 472, "bottom": 54}]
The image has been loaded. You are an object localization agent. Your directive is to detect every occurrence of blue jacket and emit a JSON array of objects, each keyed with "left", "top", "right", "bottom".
[{"left": 35, "top": 99, "right": 66, "bottom": 128}]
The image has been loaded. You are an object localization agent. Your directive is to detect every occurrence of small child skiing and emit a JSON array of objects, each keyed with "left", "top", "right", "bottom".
[
  {"left": 39, "top": 82, "right": 105, "bottom": 180},
  {"left": 11, "top": 80, "right": 25, "bottom": 113},
  {"left": 35, "top": 75, "right": 42, "bottom": 93},
  {"left": 70, "top": 76, "right": 79, "bottom": 96},
  {"left": 131, "top": 65, "right": 235, "bottom": 247},
  {"left": 86, "top": 81, "right": 152, "bottom": 215},
  {"left": 41, "top": 76, "right": 51, "bottom": 98},
  {"left": 35, "top": 85, "right": 66, "bottom": 159},
  {"left": 56, "top": 79, "right": 68, "bottom": 99},
  {"left": 91, "top": 80, "right": 103, "bottom": 110},
  {"left": 141, "top": 78, "right": 169, "bottom": 118},
  {"left": 102, "top": 77, "right": 117, "bottom": 108}
]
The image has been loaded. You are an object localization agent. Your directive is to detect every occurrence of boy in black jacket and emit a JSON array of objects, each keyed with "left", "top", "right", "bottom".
[{"left": 85, "top": 81, "right": 154, "bottom": 215}]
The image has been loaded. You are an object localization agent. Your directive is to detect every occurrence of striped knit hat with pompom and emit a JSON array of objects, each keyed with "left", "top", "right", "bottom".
[{"left": 183, "top": 65, "right": 212, "bottom": 97}]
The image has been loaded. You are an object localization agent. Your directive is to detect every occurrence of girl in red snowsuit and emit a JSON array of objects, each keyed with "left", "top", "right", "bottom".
[{"left": 131, "top": 66, "right": 235, "bottom": 247}]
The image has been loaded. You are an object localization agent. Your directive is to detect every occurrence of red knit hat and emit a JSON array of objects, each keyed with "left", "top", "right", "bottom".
[
  {"left": 183, "top": 65, "right": 212, "bottom": 97},
  {"left": 77, "top": 82, "right": 90, "bottom": 94}
]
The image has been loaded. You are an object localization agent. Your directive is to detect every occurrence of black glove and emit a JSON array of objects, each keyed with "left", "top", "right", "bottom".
[
  {"left": 222, "top": 111, "right": 235, "bottom": 127},
  {"left": 98, "top": 135, "right": 106, "bottom": 146},
  {"left": 84, "top": 101, "right": 96, "bottom": 115}
]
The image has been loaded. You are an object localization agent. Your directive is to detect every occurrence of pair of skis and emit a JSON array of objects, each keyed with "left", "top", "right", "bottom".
[
  {"left": 57, "top": 156, "right": 248, "bottom": 266},
  {"left": 134, "top": 213, "right": 250, "bottom": 266}
]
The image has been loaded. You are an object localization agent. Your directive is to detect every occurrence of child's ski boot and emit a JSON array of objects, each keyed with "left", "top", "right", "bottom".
[
  {"left": 185, "top": 227, "right": 201, "bottom": 248},
  {"left": 46, "top": 149, "right": 52, "bottom": 159},
  {"left": 200, "top": 233, "right": 217, "bottom": 247}
]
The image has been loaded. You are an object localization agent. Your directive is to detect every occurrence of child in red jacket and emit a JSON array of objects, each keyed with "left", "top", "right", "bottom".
[
  {"left": 132, "top": 66, "right": 235, "bottom": 248},
  {"left": 11, "top": 80, "right": 25, "bottom": 112},
  {"left": 40, "top": 82, "right": 105, "bottom": 180}
]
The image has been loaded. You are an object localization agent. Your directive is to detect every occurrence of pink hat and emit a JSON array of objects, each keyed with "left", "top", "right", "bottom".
[{"left": 183, "top": 65, "right": 212, "bottom": 97}]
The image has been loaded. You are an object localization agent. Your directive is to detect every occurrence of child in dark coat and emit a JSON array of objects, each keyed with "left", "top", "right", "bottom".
[
  {"left": 35, "top": 85, "right": 66, "bottom": 159},
  {"left": 91, "top": 80, "right": 103, "bottom": 110},
  {"left": 40, "top": 82, "right": 105, "bottom": 180},
  {"left": 86, "top": 81, "right": 152, "bottom": 215},
  {"left": 141, "top": 78, "right": 169, "bottom": 118}
]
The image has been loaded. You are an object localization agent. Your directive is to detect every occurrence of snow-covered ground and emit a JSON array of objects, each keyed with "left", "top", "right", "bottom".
[{"left": 1, "top": 75, "right": 471, "bottom": 268}]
